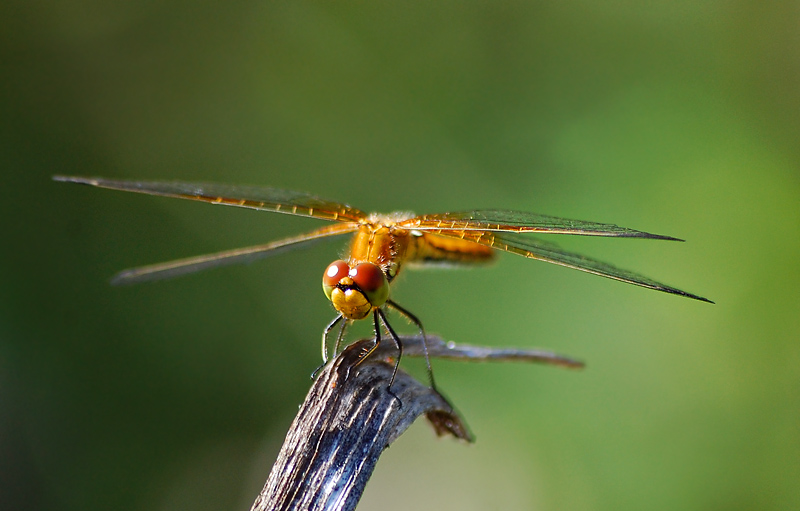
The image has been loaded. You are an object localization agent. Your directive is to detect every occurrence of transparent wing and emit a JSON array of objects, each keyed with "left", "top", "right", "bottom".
[
  {"left": 111, "top": 223, "right": 358, "bottom": 285},
  {"left": 399, "top": 209, "right": 681, "bottom": 240},
  {"left": 432, "top": 230, "right": 712, "bottom": 303},
  {"left": 53, "top": 176, "right": 368, "bottom": 223}
]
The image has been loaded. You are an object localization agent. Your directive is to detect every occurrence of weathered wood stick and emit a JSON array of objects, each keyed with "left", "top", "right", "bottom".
[{"left": 250, "top": 336, "right": 581, "bottom": 511}]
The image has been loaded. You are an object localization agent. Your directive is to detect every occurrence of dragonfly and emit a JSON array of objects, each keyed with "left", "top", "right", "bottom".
[{"left": 54, "top": 176, "right": 712, "bottom": 389}]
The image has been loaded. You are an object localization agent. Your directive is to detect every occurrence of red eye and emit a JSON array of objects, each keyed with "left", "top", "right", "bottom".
[
  {"left": 349, "top": 263, "right": 384, "bottom": 292},
  {"left": 323, "top": 260, "right": 350, "bottom": 288},
  {"left": 350, "top": 263, "right": 389, "bottom": 306}
]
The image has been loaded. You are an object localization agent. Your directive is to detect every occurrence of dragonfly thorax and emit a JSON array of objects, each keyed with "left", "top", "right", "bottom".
[
  {"left": 349, "top": 224, "right": 412, "bottom": 282},
  {"left": 322, "top": 260, "right": 389, "bottom": 320}
]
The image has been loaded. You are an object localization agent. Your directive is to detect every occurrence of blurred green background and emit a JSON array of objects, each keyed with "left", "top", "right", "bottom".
[{"left": 2, "top": 1, "right": 798, "bottom": 510}]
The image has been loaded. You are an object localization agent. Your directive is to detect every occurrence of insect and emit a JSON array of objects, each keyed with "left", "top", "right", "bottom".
[{"left": 54, "top": 176, "right": 711, "bottom": 388}]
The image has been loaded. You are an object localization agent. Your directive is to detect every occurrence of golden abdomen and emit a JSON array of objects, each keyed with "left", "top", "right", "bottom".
[{"left": 407, "top": 232, "right": 495, "bottom": 266}]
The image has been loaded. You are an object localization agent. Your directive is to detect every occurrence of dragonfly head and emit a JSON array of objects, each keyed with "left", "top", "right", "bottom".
[{"left": 323, "top": 260, "right": 389, "bottom": 320}]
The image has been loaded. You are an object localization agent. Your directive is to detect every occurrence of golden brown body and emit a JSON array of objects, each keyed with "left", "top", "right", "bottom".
[{"left": 55, "top": 176, "right": 711, "bottom": 391}]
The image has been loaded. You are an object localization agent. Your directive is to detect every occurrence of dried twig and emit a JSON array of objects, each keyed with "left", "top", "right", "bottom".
[{"left": 250, "top": 336, "right": 581, "bottom": 511}]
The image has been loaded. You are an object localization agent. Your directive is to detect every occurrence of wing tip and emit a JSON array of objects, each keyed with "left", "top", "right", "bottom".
[
  {"left": 53, "top": 175, "right": 97, "bottom": 186},
  {"left": 559, "top": 358, "right": 587, "bottom": 369},
  {"left": 622, "top": 231, "right": 684, "bottom": 242},
  {"left": 575, "top": 229, "right": 684, "bottom": 241},
  {"left": 109, "top": 270, "right": 138, "bottom": 286},
  {"left": 668, "top": 288, "right": 714, "bottom": 304}
]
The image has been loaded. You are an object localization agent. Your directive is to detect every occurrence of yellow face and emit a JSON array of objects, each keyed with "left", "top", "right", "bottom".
[
  {"left": 328, "top": 278, "right": 372, "bottom": 320},
  {"left": 322, "top": 260, "right": 389, "bottom": 320}
]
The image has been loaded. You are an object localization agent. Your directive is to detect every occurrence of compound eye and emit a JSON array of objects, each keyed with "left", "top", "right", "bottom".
[
  {"left": 350, "top": 263, "right": 389, "bottom": 306},
  {"left": 323, "top": 260, "right": 350, "bottom": 299},
  {"left": 324, "top": 260, "right": 350, "bottom": 286}
]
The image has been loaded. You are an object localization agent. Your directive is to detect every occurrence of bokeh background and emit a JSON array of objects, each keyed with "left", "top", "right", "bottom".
[{"left": 2, "top": 2, "right": 798, "bottom": 510}]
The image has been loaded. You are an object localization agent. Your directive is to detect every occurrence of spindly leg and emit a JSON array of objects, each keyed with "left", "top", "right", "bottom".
[
  {"left": 386, "top": 300, "right": 436, "bottom": 390},
  {"left": 354, "top": 309, "right": 382, "bottom": 364},
  {"left": 313, "top": 314, "right": 346, "bottom": 379},
  {"left": 331, "top": 316, "right": 349, "bottom": 358},
  {"left": 321, "top": 314, "right": 345, "bottom": 363},
  {"left": 376, "top": 308, "right": 404, "bottom": 389},
  {"left": 339, "top": 310, "right": 402, "bottom": 403}
]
